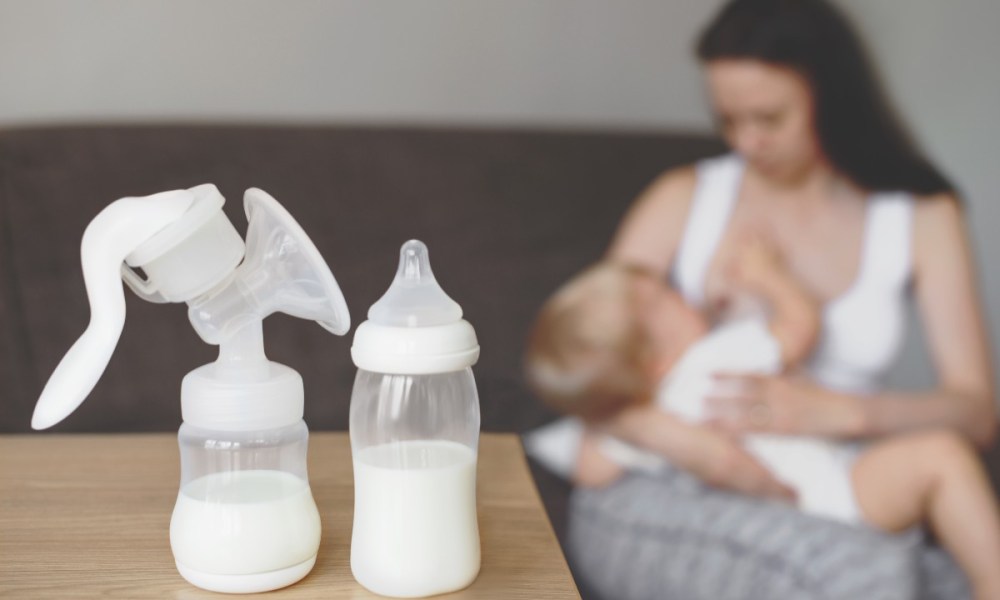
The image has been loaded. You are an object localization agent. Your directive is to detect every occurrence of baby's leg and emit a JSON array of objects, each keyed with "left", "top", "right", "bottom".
[{"left": 852, "top": 430, "right": 1000, "bottom": 600}]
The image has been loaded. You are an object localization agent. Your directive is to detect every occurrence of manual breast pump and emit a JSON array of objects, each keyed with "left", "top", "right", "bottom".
[{"left": 31, "top": 184, "right": 350, "bottom": 593}]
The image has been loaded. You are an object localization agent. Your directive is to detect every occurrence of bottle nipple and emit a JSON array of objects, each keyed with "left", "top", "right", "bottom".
[{"left": 368, "top": 240, "right": 462, "bottom": 327}]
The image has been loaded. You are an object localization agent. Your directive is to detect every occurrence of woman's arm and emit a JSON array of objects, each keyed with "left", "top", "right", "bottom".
[
  {"left": 603, "top": 404, "right": 796, "bottom": 501},
  {"left": 708, "top": 195, "right": 998, "bottom": 448},
  {"left": 574, "top": 429, "right": 626, "bottom": 488},
  {"left": 606, "top": 166, "right": 697, "bottom": 271},
  {"left": 862, "top": 194, "right": 996, "bottom": 446}
]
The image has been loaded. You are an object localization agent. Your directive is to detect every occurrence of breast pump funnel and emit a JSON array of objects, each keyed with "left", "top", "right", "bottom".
[
  {"left": 179, "top": 187, "right": 351, "bottom": 432},
  {"left": 31, "top": 184, "right": 350, "bottom": 594},
  {"left": 187, "top": 187, "right": 350, "bottom": 346}
]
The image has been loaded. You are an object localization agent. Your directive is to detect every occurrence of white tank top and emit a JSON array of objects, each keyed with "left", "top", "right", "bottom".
[{"left": 671, "top": 154, "right": 915, "bottom": 394}]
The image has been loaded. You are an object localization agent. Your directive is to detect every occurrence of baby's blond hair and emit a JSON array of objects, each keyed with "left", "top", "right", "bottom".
[{"left": 525, "top": 261, "right": 659, "bottom": 421}]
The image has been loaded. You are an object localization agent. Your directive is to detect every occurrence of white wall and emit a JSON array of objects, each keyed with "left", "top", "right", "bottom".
[
  {"left": 0, "top": 0, "right": 720, "bottom": 129},
  {"left": 1, "top": 0, "right": 998, "bottom": 390}
]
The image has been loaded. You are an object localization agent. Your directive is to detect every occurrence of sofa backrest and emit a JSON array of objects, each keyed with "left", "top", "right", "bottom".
[{"left": 0, "top": 125, "right": 724, "bottom": 433}]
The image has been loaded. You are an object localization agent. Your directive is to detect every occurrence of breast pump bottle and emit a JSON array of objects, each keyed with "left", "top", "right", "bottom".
[
  {"left": 349, "top": 240, "right": 482, "bottom": 598},
  {"left": 31, "top": 185, "right": 351, "bottom": 594}
]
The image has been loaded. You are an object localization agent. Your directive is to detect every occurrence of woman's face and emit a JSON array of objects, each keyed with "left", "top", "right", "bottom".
[{"left": 704, "top": 59, "right": 822, "bottom": 182}]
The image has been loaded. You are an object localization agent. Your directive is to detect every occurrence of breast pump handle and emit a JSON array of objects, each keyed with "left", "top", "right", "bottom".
[{"left": 31, "top": 191, "right": 195, "bottom": 430}]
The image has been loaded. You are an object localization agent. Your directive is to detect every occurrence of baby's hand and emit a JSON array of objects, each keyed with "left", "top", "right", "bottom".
[{"left": 727, "top": 230, "right": 786, "bottom": 291}]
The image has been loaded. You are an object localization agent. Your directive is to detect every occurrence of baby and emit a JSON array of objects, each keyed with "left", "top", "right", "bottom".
[{"left": 525, "top": 241, "right": 1000, "bottom": 599}]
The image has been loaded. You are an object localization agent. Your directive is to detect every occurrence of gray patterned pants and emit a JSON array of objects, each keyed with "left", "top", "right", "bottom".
[{"left": 568, "top": 467, "right": 969, "bottom": 600}]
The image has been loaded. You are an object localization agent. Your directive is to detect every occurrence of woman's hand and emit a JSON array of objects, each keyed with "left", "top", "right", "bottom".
[{"left": 705, "top": 373, "right": 866, "bottom": 438}]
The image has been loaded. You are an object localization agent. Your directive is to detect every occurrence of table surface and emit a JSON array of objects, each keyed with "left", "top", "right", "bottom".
[{"left": 0, "top": 432, "right": 579, "bottom": 599}]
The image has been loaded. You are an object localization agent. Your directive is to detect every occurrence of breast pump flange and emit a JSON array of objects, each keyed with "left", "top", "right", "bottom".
[{"left": 31, "top": 184, "right": 350, "bottom": 593}]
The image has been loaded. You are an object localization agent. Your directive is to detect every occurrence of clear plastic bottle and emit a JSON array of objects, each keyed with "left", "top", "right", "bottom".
[
  {"left": 349, "top": 240, "right": 482, "bottom": 598},
  {"left": 170, "top": 419, "right": 321, "bottom": 593},
  {"left": 168, "top": 323, "right": 324, "bottom": 593}
]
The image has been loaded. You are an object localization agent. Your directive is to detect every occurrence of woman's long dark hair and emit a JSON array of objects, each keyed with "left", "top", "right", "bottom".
[{"left": 697, "top": 0, "right": 954, "bottom": 196}]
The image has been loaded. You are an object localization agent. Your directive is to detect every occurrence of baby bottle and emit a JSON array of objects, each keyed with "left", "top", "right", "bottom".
[{"left": 349, "top": 240, "right": 482, "bottom": 598}]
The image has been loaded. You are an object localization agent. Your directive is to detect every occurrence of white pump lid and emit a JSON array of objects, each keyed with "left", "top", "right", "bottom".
[{"left": 351, "top": 240, "right": 479, "bottom": 375}]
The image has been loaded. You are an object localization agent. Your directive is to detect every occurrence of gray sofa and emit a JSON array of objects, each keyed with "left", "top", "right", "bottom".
[{"left": 1, "top": 125, "right": 994, "bottom": 598}]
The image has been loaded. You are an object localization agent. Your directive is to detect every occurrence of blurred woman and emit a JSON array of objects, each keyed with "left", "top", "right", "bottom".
[{"left": 570, "top": 0, "right": 997, "bottom": 597}]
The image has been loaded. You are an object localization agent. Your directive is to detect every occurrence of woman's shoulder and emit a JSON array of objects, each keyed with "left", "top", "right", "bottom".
[
  {"left": 654, "top": 153, "right": 739, "bottom": 185},
  {"left": 910, "top": 191, "right": 967, "bottom": 278},
  {"left": 868, "top": 189, "right": 960, "bottom": 230},
  {"left": 605, "top": 164, "right": 700, "bottom": 269},
  {"left": 623, "top": 164, "right": 699, "bottom": 226},
  {"left": 912, "top": 190, "right": 961, "bottom": 215},
  {"left": 607, "top": 154, "right": 737, "bottom": 270},
  {"left": 911, "top": 191, "right": 963, "bottom": 238},
  {"left": 639, "top": 153, "right": 739, "bottom": 208},
  {"left": 646, "top": 163, "right": 698, "bottom": 198}
]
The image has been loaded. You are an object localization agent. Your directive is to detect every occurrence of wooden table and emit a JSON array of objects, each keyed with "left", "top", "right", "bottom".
[{"left": 0, "top": 432, "right": 579, "bottom": 599}]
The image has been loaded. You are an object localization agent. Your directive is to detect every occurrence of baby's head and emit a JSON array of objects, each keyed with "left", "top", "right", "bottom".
[{"left": 526, "top": 261, "right": 706, "bottom": 421}]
